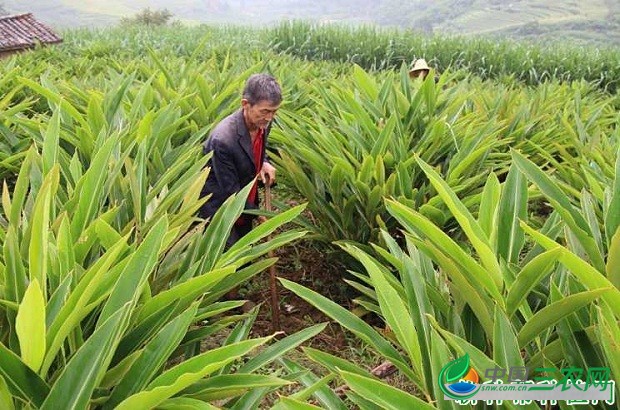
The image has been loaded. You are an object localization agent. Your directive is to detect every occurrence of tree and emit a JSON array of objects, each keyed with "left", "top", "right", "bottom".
[{"left": 120, "top": 8, "right": 174, "bottom": 26}]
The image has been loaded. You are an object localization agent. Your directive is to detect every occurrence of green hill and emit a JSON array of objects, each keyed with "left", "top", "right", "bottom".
[{"left": 3, "top": 0, "right": 619, "bottom": 47}]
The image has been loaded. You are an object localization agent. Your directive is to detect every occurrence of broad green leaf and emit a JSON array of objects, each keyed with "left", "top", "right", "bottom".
[
  {"left": 115, "top": 338, "right": 271, "bottom": 410},
  {"left": 605, "top": 147, "right": 620, "bottom": 243},
  {"left": 0, "top": 375, "right": 15, "bottom": 410},
  {"left": 100, "top": 350, "right": 142, "bottom": 389},
  {"left": 214, "top": 304, "right": 259, "bottom": 376},
  {"left": 280, "top": 278, "right": 416, "bottom": 382},
  {"left": 271, "top": 397, "right": 323, "bottom": 410},
  {"left": 8, "top": 147, "right": 35, "bottom": 227},
  {"left": 28, "top": 166, "right": 59, "bottom": 299},
  {"left": 15, "top": 279, "right": 46, "bottom": 373},
  {"left": 478, "top": 172, "right": 500, "bottom": 242},
  {"left": 386, "top": 200, "right": 502, "bottom": 304},
  {"left": 19, "top": 77, "right": 88, "bottom": 129},
  {"left": 197, "top": 181, "right": 253, "bottom": 273},
  {"left": 517, "top": 288, "right": 612, "bottom": 347},
  {"left": 137, "top": 266, "right": 234, "bottom": 322},
  {"left": 493, "top": 307, "right": 523, "bottom": 371},
  {"left": 181, "top": 374, "right": 291, "bottom": 402},
  {"left": 112, "top": 299, "right": 179, "bottom": 366},
  {"left": 345, "top": 246, "right": 424, "bottom": 386},
  {"left": 303, "top": 347, "right": 375, "bottom": 380},
  {"left": 40, "top": 304, "right": 131, "bottom": 410},
  {"left": 222, "top": 204, "right": 307, "bottom": 263},
  {"left": 596, "top": 305, "right": 620, "bottom": 383},
  {"left": 339, "top": 371, "right": 435, "bottom": 410},
  {"left": 157, "top": 397, "right": 219, "bottom": 410},
  {"left": 0, "top": 343, "right": 48, "bottom": 407},
  {"left": 3, "top": 226, "right": 27, "bottom": 303},
  {"left": 521, "top": 223, "right": 620, "bottom": 316},
  {"left": 43, "top": 237, "right": 128, "bottom": 375},
  {"left": 69, "top": 134, "right": 118, "bottom": 239},
  {"left": 97, "top": 217, "right": 167, "bottom": 326},
  {"left": 279, "top": 358, "right": 348, "bottom": 410},
  {"left": 428, "top": 314, "right": 500, "bottom": 378},
  {"left": 512, "top": 149, "right": 605, "bottom": 272},
  {"left": 415, "top": 238, "right": 494, "bottom": 337},
  {"left": 607, "top": 227, "right": 620, "bottom": 289},
  {"left": 506, "top": 248, "right": 561, "bottom": 317},
  {"left": 416, "top": 156, "right": 503, "bottom": 290},
  {"left": 429, "top": 330, "right": 459, "bottom": 410},
  {"left": 55, "top": 214, "right": 75, "bottom": 287},
  {"left": 496, "top": 163, "right": 527, "bottom": 265},
  {"left": 104, "top": 303, "right": 198, "bottom": 409},
  {"left": 41, "top": 109, "right": 60, "bottom": 176},
  {"left": 238, "top": 324, "right": 327, "bottom": 373}
]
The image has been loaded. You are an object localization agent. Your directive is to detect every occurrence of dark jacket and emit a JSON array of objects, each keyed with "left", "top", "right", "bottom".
[{"left": 199, "top": 109, "right": 270, "bottom": 220}]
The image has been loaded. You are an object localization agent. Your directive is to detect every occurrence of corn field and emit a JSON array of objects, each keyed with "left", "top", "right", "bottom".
[
  {"left": 269, "top": 21, "right": 620, "bottom": 93},
  {"left": 0, "top": 23, "right": 618, "bottom": 409}
]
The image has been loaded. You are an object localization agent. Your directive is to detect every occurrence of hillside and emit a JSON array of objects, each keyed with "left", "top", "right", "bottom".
[{"left": 3, "top": 0, "right": 619, "bottom": 47}]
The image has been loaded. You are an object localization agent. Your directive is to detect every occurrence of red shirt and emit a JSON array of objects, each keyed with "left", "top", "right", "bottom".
[
  {"left": 236, "top": 128, "right": 264, "bottom": 226},
  {"left": 248, "top": 128, "right": 264, "bottom": 205}
]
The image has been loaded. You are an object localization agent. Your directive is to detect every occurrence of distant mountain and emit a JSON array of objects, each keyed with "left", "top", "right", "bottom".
[{"left": 3, "top": 0, "right": 618, "bottom": 47}]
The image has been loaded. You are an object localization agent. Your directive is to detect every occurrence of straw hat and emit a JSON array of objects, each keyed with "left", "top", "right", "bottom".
[{"left": 409, "top": 58, "right": 430, "bottom": 74}]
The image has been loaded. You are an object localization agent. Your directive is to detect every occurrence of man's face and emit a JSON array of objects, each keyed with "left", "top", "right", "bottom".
[
  {"left": 410, "top": 69, "right": 429, "bottom": 80},
  {"left": 242, "top": 99, "right": 280, "bottom": 130}
]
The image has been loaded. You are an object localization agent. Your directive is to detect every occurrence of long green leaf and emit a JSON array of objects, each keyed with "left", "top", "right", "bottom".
[
  {"left": 506, "top": 248, "right": 561, "bottom": 317},
  {"left": 340, "top": 371, "right": 435, "bottom": 410},
  {"left": 28, "top": 166, "right": 59, "bottom": 300},
  {"left": 15, "top": 279, "right": 46, "bottom": 373},
  {"left": 386, "top": 200, "right": 502, "bottom": 304},
  {"left": 41, "top": 304, "right": 131, "bottom": 410},
  {"left": 496, "top": 163, "right": 527, "bottom": 265},
  {"left": 607, "top": 227, "right": 620, "bottom": 289},
  {"left": 115, "top": 338, "right": 271, "bottom": 410},
  {"left": 181, "top": 374, "right": 291, "bottom": 401},
  {"left": 43, "top": 237, "right": 129, "bottom": 375},
  {"left": 0, "top": 343, "right": 49, "bottom": 407},
  {"left": 493, "top": 306, "right": 523, "bottom": 371},
  {"left": 0, "top": 375, "right": 15, "bottom": 410},
  {"left": 345, "top": 245, "right": 425, "bottom": 387},
  {"left": 104, "top": 303, "right": 198, "bottom": 409},
  {"left": 517, "top": 288, "right": 612, "bottom": 347},
  {"left": 272, "top": 396, "right": 323, "bottom": 410},
  {"left": 97, "top": 217, "right": 167, "bottom": 326},
  {"left": 605, "top": 147, "right": 620, "bottom": 243},
  {"left": 512, "top": 149, "right": 605, "bottom": 272},
  {"left": 521, "top": 222, "right": 620, "bottom": 316},
  {"left": 237, "top": 323, "right": 327, "bottom": 373},
  {"left": 279, "top": 357, "right": 348, "bottom": 410},
  {"left": 280, "top": 278, "right": 416, "bottom": 382},
  {"left": 416, "top": 156, "right": 503, "bottom": 290}
]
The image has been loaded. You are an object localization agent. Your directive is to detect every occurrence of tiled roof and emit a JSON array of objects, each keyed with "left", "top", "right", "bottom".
[{"left": 0, "top": 13, "right": 62, "bottom": 52}]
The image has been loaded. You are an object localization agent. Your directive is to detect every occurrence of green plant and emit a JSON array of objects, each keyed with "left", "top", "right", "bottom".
[
  {"left": 0, "top": 58, "right": 318, "bottom": 408},
  {"left": 281, "top": 147, "right": 620, "bottom": 408}
]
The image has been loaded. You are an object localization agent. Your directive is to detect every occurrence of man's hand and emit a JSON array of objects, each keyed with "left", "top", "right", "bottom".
[
  {"left": 256, "top": 215, "right": 268, "bottom": 224},
  {"left": 260, "top": 161, "right": 276, "bottom": 186}
]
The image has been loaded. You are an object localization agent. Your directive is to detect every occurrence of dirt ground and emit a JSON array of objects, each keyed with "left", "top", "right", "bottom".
[{"left": 240, "top": 240, "right": 355, "bottom": 355}]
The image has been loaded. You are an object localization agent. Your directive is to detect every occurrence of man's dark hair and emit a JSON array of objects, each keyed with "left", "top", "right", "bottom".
[{"left": 242, "top": 74, "right": 282, "bottom": 105}]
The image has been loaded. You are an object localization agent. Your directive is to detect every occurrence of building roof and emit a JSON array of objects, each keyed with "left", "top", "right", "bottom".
[{"left": 0, "top": 13, "right": 62, "bottom": 52}]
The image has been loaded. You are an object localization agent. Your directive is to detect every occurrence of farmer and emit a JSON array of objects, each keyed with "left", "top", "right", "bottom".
[
  {"left": 200, "top": 73, "right": 281, "bottom": 247},
  {"left": 409, "top": 58, "right": 431, "bottom": 80}
]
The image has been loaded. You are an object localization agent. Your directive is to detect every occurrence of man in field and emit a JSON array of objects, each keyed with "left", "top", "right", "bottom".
[{"left": 200, "top": 73, "right": 280, "bottom": 247}]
